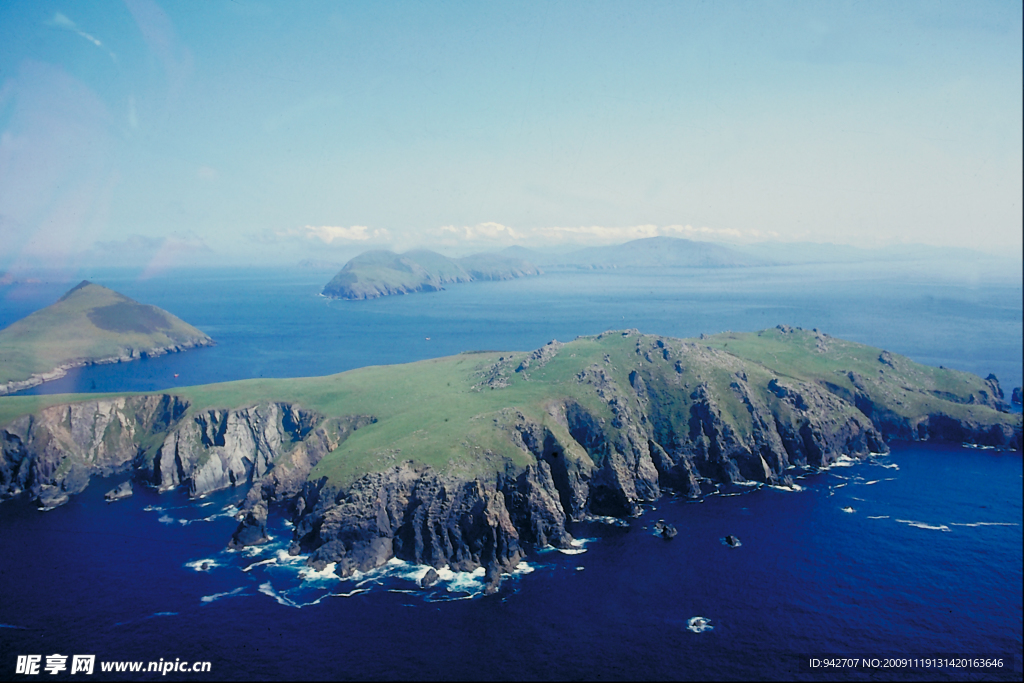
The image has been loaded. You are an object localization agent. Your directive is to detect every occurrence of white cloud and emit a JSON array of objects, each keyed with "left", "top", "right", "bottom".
[
  {"left": 437, "top": 222, "right": 523, "bottom": 243},
  {"left": 432, "top": 222, "right": 771, "bottom": 247},
  {"left": 298, "top": 225, "right": 392, "bottom": 244}
]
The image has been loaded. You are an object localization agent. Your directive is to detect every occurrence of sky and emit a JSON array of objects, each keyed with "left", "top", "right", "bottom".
[{"left": 0, "top": 0, "right": 1021, "bottom": 270}]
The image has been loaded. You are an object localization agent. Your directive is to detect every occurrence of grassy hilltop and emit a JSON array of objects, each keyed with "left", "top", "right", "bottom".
[{"left": 0, "top": 281, "right": 213, "bottom": 391}]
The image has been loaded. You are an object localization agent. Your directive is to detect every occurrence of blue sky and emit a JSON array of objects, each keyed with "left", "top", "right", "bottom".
[{"left": 1, "top": 0, "right": 1021, "bottom": 270}]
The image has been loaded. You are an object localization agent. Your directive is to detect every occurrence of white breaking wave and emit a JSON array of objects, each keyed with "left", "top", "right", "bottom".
[
  {"left": 554, "top": 538, "right": 594, "bottom": 555},
  {"left": 866, "top": 515, "right": 890, "bottom": 520},
  {"left": 200, "top": 587, "right": 245, "bottom": 603},
  {"left": 582, "top": 515, "right": 630, "bottom": 528},
  {"left": 177, "top": 505, "right": 240, "bottom": 525},
  {"left": 895, "top": 519, "right": 951, "bottom": 532},
  {"left": 298, "top": 562, "right": 339, "bottom": 582},
  {"left": 242, "top": 558, "right": 277, "bottom": 572},
  {"left": 949, "top": 522, "right": 1020, "bottom": 528},
  {"left": 184, "top": 558, "right": 221, "bottom": 572},
  {"left": 241, "top": 545, "right": 269, "bottom": 557},
  {"left": 257, "top": 582, "right": 344, "bottom": 608},
  {"left": 687, "top": 616, "right": 713, "bottom": 633}
]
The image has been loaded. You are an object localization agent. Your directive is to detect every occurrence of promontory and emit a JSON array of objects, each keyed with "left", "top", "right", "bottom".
[
  {"left": 0, "top": 281, "right": 214, "bottom": 395},
  {"left": 0, "top": 327, "right": 1019, "bottom": 591}
]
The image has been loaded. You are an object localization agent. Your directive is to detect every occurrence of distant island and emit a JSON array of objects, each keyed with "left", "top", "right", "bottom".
[
  {"left": 504, "top": 236, "right": 773, "bottom": 269},
  {"left": 0, "top": 281, "right": 214, "bottom": 395},
  {"left": 0, "top": 326, "right": 1018, "bottom": 592},
  {"left": 321, "top": 249, "right": 541, "bottom": 300}
]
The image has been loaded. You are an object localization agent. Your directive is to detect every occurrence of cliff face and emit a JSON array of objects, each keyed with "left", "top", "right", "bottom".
[
  {"left": 0, "top": 397, "right": 365, "bottom": 510},
  {"left": 1, "top": 329, "right": 1020, "bottom": 591}
]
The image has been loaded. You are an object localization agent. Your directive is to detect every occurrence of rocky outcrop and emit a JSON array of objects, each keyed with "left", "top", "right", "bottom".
[
  {"left": 419, "top": 567, "right": 439, "bottom": 588},
  {"left": 104, "top": 481, "right": 132, "bottom": 501}
]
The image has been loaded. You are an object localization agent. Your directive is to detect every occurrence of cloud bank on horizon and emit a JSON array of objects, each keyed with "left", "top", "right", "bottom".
[{"left": 0, "top": 0, "right": 1021, "bottom": 271}]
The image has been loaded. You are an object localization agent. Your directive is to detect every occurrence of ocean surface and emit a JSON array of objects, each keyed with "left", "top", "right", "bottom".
[{"left": 0, "top": 264, "right": 1021, "bottom": 681}]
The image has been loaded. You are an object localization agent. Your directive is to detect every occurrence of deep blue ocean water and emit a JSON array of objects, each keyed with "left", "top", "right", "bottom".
[{"left": 1, "top": 265, "right": 1021, "bottom": 681}]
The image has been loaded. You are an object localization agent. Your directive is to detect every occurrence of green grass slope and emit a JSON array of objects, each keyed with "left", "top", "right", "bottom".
[{"left": 0, "top": 281, "right": 213, "bottom": 388}]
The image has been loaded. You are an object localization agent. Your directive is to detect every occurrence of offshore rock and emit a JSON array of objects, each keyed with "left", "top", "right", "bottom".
[
  {"left": 104, "top": 481, "right": 133, "bottom": 502},
  {"left": 419, "top": 567, "right": 439, "bottom": 588}
]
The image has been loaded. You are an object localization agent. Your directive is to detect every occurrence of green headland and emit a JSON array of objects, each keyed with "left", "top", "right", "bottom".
[
  {"left": 1, "top": 326, "right": 1018, "bottom": 580},
  {"left": 0, "top": 281, "right": 214, "bottom": 395}
]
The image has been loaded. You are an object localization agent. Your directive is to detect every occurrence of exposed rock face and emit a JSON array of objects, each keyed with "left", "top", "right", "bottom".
[
  {"left": 291, "top": 466, "right": 525, "bottom": 577},
  {"left": 0, "top": 396, "right": 360, "bottom": 512}
]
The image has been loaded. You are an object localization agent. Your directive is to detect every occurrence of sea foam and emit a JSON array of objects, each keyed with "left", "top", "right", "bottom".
[
  {"left": 687, "top": 616, "right": 713, "bottom": 633},
  {"left": 201, "top": 587, "right": 245, "bottom": 604}
]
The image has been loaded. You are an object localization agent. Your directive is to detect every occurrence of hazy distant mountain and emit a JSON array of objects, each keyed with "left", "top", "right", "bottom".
[
  {"left": 504, "top": 236, "right": 771, "bottom": 269},
  {"left": 728, "top": 241, "right": 1022, "bottom": 277}
]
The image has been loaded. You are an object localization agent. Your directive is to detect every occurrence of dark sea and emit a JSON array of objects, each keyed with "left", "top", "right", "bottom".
[{"left": 1, "top": 264, "right": 1021, "bottom": 681}]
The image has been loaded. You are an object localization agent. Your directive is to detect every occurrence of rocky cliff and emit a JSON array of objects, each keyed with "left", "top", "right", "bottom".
[{"left": 1, "top": 328, "right": 1019, "bottom": 591}]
